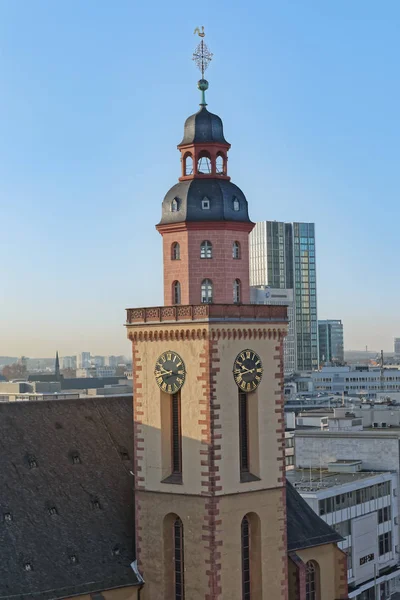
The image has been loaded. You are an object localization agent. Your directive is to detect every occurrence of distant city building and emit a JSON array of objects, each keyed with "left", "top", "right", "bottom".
[
  {"left": 395, "top": 338, "right": 400, "bottom": 357},
  {"left": 318, "top": 319, "right": 344, "bottom": 365},
  {"left": 0, "top": 381, "right": 62, "bottom": 395},
  {"left": 309, "top": 365, "right": 400, "bottom": 399},
  {"left": 250, "top": 221, "right": 318, "bottom": 371},
  {"left": 61, "top": 355, "right": 77, "bottom": 370},
  {"left": 92, "top": 355, "right": 105, "bottom": 367},
  {"left": 75, "top": 368, "right": 94, "bottom": 378},
  {"left": 251, "top": 286, "right": 297, "bottom": 376},
  {"left": 78, "top": 352, "right": 91, "bottom": 369},
  {"left": 106, "top": 355, "right": 125, "bottom": 368},
  {"left": 96, "top": 366, "right": 116, "bottom": 378}
]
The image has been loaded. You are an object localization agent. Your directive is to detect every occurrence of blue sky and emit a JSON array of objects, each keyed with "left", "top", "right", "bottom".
[{"left": 1, "top": 0, "right": 399, "bottom": 357}]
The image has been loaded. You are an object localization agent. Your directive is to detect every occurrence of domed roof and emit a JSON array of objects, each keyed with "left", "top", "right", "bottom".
[
  {"left": 179, "top": 107, "right": 229, "bottom": 146},
  {"left": 158, "top": 178, "right": 251, "bottom": 226}
]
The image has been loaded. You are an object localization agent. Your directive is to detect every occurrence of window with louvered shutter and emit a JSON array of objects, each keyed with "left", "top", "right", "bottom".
[
  {"left": 171, "top": 393, "right": 182, "bottom": 475},
  {"left": 239, "top": 392, "right": 249, "bottom": 473},
  {"left": 241, "top": 516, "right": 250, "bottom": 600},
  {"left": 174, "top": 517, "right": 185, "bottom": 599}
]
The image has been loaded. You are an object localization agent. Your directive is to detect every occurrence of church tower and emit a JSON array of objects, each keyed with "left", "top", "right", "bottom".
[{"left": 127, "top": 32, "right": 288, "bottom": 600}]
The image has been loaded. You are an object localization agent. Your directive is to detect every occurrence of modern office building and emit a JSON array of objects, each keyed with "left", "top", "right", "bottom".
[
  {"left": 395, "top": 338, "right": 400, "bottom": 357},
  {"left": 61, "top": 355, "right": 77, "bottom": 370},
  {"left": 319, "top": 320, "right": 344, "bottom": 365},
  {"left": 77, "top": 352, "right": 91, "bottom": 369},
  {"left": 288, "top": 465, "right": 400, "bottom": 600},
  {"left": 251, "top": 286, "right": 297, "bottom": 376},
  {"left": 310, "top": 365, "right": 400, "bottom": 399},
  {"left": 250, "top": 220, "right": 318, "bottom": 371}
]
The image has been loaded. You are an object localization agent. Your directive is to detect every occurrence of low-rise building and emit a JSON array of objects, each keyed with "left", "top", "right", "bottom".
[
  {"left": 288, "top": 463, "right": 400, "bottom": 599},
  {"left": 312, "top": 366, "right": 400, "bottom": 399}
]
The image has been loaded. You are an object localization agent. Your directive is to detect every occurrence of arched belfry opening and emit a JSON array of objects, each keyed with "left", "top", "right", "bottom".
[
  {"left": 197, "top": 150, "right": 212, "bottom": 174},
  {"left": 183, "top": 153, "right": 193, "bottom": 176},
  {"left": 216, "top": 152, "right": 226, "bottom": 175}
]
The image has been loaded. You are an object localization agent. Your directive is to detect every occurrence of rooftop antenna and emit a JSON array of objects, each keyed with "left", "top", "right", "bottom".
[{"left": 192, "top": 26, "right": 213, "bottom": 106}]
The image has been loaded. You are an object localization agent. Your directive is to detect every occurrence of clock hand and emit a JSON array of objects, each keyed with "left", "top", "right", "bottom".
[
  {"left": 159, "top": 367, "right": 172, "bottom": 375},
  {"left": 240, "top": 367, "right": 255, "bottom": 375}
]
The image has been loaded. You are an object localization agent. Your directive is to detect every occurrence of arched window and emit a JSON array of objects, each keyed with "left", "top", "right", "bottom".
[
  {"left": 184, "top": 153, "right": 193, "bottom": 176},
  {"left": 172, "top": 281, "right": 181, "bottom": 305},
  {"left": 171, "top": 242, "right": 180, "bottom": 260},
  {"left": 240, "top": 513, "right": 262, "bottom": 598},
  {"left": 233, "top": 197, "right": 240, "bottom": 211},
  {"left": 200, "top": 240, "right": 212, "bottom": 259},
  {"left": 233, "top": 241, "right": 241, "bottom": 259},
  {"left": 234, "top": 279, "right": 241, "bottom": 304},
  {"left": 163, "top": 514, "right": 185, "bottom": 600},
  {"left": 241, "top": 516, "right": 251, "bottom": 600},
  {"left": 306, "top": 561, "right": 320, "bottom": 600},
  {"left": 216, "top": 153, "right": 225, "bottom": 175},
  {"left": 171, "top": 197, "right": 179, "bottom": 212},
  {"left": 201, "top": 279, "right": 213, "bottom": 304},
  {"left": 197, "top": 150, "right": 212, "bottom": 174},
  {"left": 174, "top": 517, "right": 185, "bottom": 599}
]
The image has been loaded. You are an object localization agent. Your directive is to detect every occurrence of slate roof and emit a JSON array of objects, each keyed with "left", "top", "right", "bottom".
[
  {"left": 0, "top": 396, "right": 139, "bottom": 599},
  {"left": 0, "top": 395, "right": 341, "bottom": 599},
  {"left": 158, "top": 178, "right": 252, "bottom": 226},
  {"left": 179, "top": 106, "right": 229, "bottom": 146},
  {"left": 286, "top": 480, "right": 343, "bottom": 552}
]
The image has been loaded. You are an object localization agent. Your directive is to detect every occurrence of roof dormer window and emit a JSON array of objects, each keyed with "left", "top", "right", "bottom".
[
  {"left": 171, "top": 197, "right": 179, "bottom": 212},
  {"left": 233, "top": 197, "right": 240, "bottom": 211},
  {"left": 91, "top": 499, "right": 101, "bottom": 510},
  {"left": 202, "top": 197, "right": 210, "bottom": 210},
  {"left": 28, "top": 456, "right": 38, "bottom": 469}
]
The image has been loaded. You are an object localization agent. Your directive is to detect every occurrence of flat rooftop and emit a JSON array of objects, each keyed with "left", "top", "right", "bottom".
[{"left": 287, "top": 468, "right": 391, "bottom": 490}]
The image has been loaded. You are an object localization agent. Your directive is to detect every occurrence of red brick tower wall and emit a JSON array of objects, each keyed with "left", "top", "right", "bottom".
[{"left": 160, "top": 222, "right": 252, "bottom": 305}]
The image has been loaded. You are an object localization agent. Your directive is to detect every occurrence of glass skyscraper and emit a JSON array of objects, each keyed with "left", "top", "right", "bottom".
[
  {"left": 249, "top": 221, "right": 318, "bottom": 371},
  {"left": 318, "top": 320, "right": 344, "bottom": 365}
]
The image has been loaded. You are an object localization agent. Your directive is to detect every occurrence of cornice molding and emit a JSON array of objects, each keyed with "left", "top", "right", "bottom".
[{"left": 128, "top": 327, "right": 286, "bottom": 343}]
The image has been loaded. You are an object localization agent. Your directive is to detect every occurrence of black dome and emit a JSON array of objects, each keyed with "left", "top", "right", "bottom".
[
  {"left": 179, "top": 107, "right": 229, "bottom": 146},
  {"left": 158, "top": 179, "right": 251, "bottom": 226}
]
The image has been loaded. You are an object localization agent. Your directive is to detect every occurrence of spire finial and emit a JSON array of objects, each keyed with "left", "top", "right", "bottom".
[
  {"left": 55, "top": 350, "right": 60, "bottom": 380},
  {"left": 192, "top": 27, "right": 213, "bottom": 106}
]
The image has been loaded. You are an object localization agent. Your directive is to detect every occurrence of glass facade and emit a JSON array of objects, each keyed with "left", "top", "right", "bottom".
[
  {"left": 293, "top": 223, "right": 318, "bottom": 371},
  {"left": 249, "top": 221, "right": 318, "bottom": 371},
  {"left": 318, "top": 320, "right": 344, "bottom": 365}
]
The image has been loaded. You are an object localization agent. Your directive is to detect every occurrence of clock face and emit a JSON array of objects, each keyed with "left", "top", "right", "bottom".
[
  {"left": 233, "top": 349, "right": 263, "bottom": 392},
  {"left": 154, "top": 351, "right": 186, "bottom": 394}
]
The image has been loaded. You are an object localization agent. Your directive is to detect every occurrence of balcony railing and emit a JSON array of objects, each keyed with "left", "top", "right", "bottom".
[{"left": 126, "top": 304, "right": 287, "bottom": 325}]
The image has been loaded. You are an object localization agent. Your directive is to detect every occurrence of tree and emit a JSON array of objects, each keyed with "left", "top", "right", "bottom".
[{"left": 2, "top": 362, "right": 28, "bottom": 381}]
